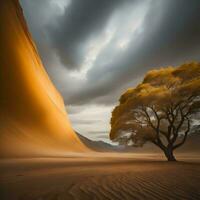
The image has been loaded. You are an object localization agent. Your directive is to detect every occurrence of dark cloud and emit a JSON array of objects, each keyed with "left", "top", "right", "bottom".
[
  {"left": 64, "top": 0, "right": 200, "bottom": 105},
  {"left": 20, "top": 0, "right": 62, "bottom": 72},
  {"left": 20, "top": 0, "right": 200, "bottom": 106},
  {"left": 48, "top": 0, "right": 132, "bottom": 70}
]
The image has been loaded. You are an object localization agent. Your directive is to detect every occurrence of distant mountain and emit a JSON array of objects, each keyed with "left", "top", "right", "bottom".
[
  {"left": 76, "top": 132, "right": 119, "bottom": 152},
  {"left": 76, "top": 130, "right": 200, "bottom": 153},
  {"left": 76, "top": 132, "right": 160, "bottom": 152}
]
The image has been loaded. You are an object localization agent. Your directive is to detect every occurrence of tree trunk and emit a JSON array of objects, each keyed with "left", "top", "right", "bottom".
[{"left": 164, "top": 148, "right": 176, "bottom": 161}]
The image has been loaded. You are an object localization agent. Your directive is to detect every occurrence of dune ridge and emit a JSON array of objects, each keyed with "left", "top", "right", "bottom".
[{"left": 0, "top": 0, "right": 88, "bottom": 157}]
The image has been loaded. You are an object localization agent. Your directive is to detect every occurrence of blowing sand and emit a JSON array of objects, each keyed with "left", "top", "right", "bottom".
[{"left": 0, "top": 153, "right": 200, "bottom": 200}]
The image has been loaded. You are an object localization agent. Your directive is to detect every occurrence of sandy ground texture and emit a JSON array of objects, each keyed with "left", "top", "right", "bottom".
[{"left": 0, "top": 153, "right": 200, "bottom": 200}]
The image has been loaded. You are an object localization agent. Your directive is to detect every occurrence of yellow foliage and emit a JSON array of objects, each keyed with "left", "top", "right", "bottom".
[{"left": 110, "top": 62, "right": 200, "bottom": 142}]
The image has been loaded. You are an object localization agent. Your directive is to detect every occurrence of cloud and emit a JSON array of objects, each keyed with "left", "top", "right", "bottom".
[
  {"left": 68, "top": 105, "right": 112, "bottom": 139},
  {"left": 48, "top": 0, "right": 133, "bottom": 70},
  {"left": 21, "top": 0, "right": 200, "bottom": 106},
  {"left": 70, "top": 119, "right": 102, "bottom": 125},
  {"left": 62, "top": 0, "right": 200, "bottom": 105}
]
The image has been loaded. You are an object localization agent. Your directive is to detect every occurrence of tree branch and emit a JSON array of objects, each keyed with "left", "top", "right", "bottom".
[{"left": 173, "top": 118, "right": 190, "bottom": 150}]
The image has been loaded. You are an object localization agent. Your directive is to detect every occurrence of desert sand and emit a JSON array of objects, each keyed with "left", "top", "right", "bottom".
[{"left": 1, "top": 153, "right": 200, "bottom": 200}]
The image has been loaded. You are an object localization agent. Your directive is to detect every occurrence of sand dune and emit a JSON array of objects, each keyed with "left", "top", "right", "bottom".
[
  {"left": 0, "top": 0, "right": 87, "bottom": 157},
  {"left": 0, "top": 153, "right": 200, "bottom": 200}
]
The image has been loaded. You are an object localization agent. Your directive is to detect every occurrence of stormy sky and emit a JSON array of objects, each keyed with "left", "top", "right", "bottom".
[{"left": 20, "top": 0, "right": 200, "bottom": 143}]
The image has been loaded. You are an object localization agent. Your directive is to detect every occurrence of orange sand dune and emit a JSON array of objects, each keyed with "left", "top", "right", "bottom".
[{"left": 0, "top": 0, "right": 87, "bottom": 157}]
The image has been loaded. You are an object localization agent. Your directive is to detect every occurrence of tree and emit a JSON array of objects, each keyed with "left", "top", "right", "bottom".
[{"left": 110, "top": 62, "right": 200, "bottom": 161}]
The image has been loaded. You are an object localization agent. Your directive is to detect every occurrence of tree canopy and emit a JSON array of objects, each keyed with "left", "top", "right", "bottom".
[{"left": 110, "top": 62, "right": 200, "bottom": 161}]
